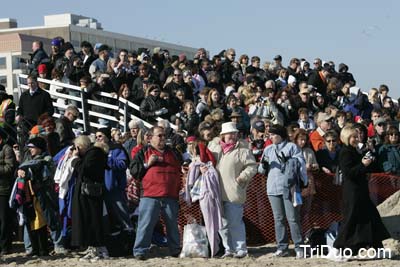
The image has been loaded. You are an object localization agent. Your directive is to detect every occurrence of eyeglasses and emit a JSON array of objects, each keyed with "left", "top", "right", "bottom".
[
  {"left": 313, "top": 62, "right": 319, "bottom": 65},
  {"left": 96, "top": 135, "right": 104, "bottom": 139},
  {"left": 326, "top": 140, "right": 336, "bottom": 143},
  {"left": 229, "top": 54, "right": 236, "bottom": 56},
  {"left": 377, "top": 123, "right": 386, "bottom": 127}
]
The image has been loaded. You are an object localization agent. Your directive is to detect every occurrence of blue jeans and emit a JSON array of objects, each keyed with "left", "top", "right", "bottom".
[
  {"left": 24, "top": 224, "right": 64, "bottom": 251},
  {"left": 268, "top": 195, "right": 303, "bottom": 252},
  {"left": 219, "top": 201, "right": 247, "bottom": 254},
  {"left": 133, "top": 197, "right": 180, "bottom": 256}
]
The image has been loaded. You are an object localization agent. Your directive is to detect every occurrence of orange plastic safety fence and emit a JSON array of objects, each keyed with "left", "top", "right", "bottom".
[{"left": 178, "top": 172, "right": 400, "bottom": 246}]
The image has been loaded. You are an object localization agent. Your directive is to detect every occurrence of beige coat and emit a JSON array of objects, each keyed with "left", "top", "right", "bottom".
[{"left": 208, "top": 138, "right": 257, "bottom": 204}]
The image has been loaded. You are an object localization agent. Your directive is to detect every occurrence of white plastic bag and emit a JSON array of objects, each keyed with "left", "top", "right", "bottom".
[{"left": 180, "top": 223, "right": 209, "bottom": 258}]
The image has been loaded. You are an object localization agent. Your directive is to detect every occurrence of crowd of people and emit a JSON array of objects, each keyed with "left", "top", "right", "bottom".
[{"left": 0, "top": 36, "right": 398, "bottom": 261}]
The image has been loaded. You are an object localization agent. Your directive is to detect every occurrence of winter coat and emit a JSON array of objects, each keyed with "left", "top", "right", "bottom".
[
  {"left": 0, "top": 144, "right": 17, "bottom": 195},
  {"left": 259, "top": 141, "right": 307, "bottom": 197},
  {"left": 139, "top": 95, "right": 169, "bottom": 122},
  {"left": 333, "top": 145, "right": 390, "bottom": 249},
  {"left": 208, "top": 139, "right": 257, "bottom": 204},
  {"left": 378, "top": 144, "right": 400, "bottom": 175}
]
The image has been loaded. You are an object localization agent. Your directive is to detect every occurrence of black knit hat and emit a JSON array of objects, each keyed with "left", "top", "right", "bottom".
[
  {"left": 96, "top": 127, "right": 111, "bottom": 140},
  {"left": 27, "top": 137, "right": 47, "bottom": 151},
  {"left": 269, "top": 124, "right": 287, "bottom": 139}
]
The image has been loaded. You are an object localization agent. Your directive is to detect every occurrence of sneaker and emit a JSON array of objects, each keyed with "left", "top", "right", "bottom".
[
  {"left": 325, "top": 247, "right": 348, "bottom": 262},
  {"left": 54, "top": 247, "right": 69, "bottom": 255},
  {"left": 221, "top": 251, "right": 234, "bottom": 258},
  {"left": 80, "top": 247, "right": 97, "bottom": 262},
  {"left": 295, "top": 250, "right": 305, "bottom": 259},
  {"left": 273, "top": 250, "right": 289, "bottom": 257},
  {"left": 234, "top": 250, "right": 248, "bottom": 258}
]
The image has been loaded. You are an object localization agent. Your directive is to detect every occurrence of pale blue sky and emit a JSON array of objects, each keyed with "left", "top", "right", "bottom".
[{"left": 2, "top": 0, "right": 399, "bottom": 98}]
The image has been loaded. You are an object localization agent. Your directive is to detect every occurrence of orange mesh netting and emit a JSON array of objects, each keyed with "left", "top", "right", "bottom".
[{"left": 177, "top": 172, "right": 400, "bottom": 245}]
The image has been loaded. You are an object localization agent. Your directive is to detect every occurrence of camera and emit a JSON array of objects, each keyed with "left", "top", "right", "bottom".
[{"left": 364, "top": 151, "right": 375, "bottom": 161}]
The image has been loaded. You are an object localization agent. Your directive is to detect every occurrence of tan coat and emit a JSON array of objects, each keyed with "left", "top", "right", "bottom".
[{"left": 208, "top": 139, "right": 257, "bottom": 204}]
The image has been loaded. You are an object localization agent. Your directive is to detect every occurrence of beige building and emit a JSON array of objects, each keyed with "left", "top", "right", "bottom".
[{"left": 0, "top": 14, "right": 198, "bottom": 99}]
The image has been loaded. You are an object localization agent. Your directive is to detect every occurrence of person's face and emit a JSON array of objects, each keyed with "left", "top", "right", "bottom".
[
  {"left": 150, "top": 128, "right": 166, "bottom": 150},
  {"left": 32, "top": 42, "right": 39, "bottom": 52},
  {"left": 150, "top": 88, "right": 161, "bottom": 97},
  {"left": 65, "top": 110, "right": 78, "bottom": 122},
  {"left": 270, "top": 133, "right": 282, "bottom": 145},
  {"left": 29, "top": 146, "right": 41, "bottom": 156},
  {"left": 313, "top": 59, "right": 321, "bottom": 69},
  {"left": 381, "top": 90, "right": 388, "bottom": 97},
  {"left": 202, "top": 62, "right": 211, "bottom": 71},
  {"left": 176, "top": 91, "right": 185, "bottom": 101},
  {"left": 184, "top": 74, "right": 192, "bottom": 83},
  {"left": 214, "top": 58, "right": 222, "bottom": 66},
  {"left": 383, "top": 99, "right": 393, "bottom": 108},
  {"left": 320, "top": 120, "right": 332, "bottom": 132},
  {"left": 121, "top": 87, "right": 129, "bottom": 99},
  {"left": 173, "top": 72, "right": 182, "bottom": 82},
  {"left": 222, "top": 132, "right": 237, "bottom": 144},
  {"left": 371, "top": 112, "right": 381, "bottom": 122},
  {"left": 27, "top": 78, "right": 37, "bottom": 91},
  {"left": 342, "top": 84, "right": 350, "bottom": 94},
  {"left": 184, "top": 103, "right": 194, "bottom": 115},
  {"left": 252, "top": 60, "right": 260, "bottom": 68},
  {"left": 296, "top": 136, "right": 307, "bottom": 148},
  {"left": 231, "top": 117, "right": 240, "bottom": 124},
  {"left": 280, "top": 92, "right": 288, "bottom": 100},
  {"left": 139, "top": 67, "right": 147, "bottom": 77},
  {"left": 119, "top": 52, "right": 128, "bottom": 62},
  {"left": 317, "top": 96, "right": 325, "bottom": 105},
  {"left": 226, "top": 51, "right": 236, "bottom": 62},
  {"left": 130, "top": 127, "right": 139, "bottom": 138},
  {"left": 211, "top": 91, "right": 219, "bottom": 102},
  {"left": 44, "top": 124, "right": 54, "bottom": 133},
  {"left": 388, "top": 131, "right": 399, "bottom": 144},
  {"left": 299, "top": 113, "right": 308, "bottom": 121},
  {"left": 65, "top": 48, "right": 74, "bottom": 58},
  {"left": 113, "top": 131, "right": 122, "bottom": 142},
  {"left": 81, "top": 46, "right": 90, "bottom": 55},
  {"left": 52, "top": 46, "right": 59, "bottom": 54},
  {"left": 39, "top": 73, "right": 46, "bottom": 78},
  {"left": 95, "top": 132, "right": 108, "bottom": 144},
  {"left": 249, "top": 80, "right": 257, "bottom": 89},
  {"left": 375, "top": 123, "right": 387, "bottom": 135},
  {"left": 201, "top": 129, "right": 213, "bottom": 142},
  {"left": 349, "top": 133, "right": 359, "bottom": 148},
  {"left": 241, "top": 57, "right": 248, "bottom": 65},
  {"left": 228, "top": 98, "right": 237, "bottom": 109},
  {"left": 325, "top": 136, "right": 337, "bottom": 151}
]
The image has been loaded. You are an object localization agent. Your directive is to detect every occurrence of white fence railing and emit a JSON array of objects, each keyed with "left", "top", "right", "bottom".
[{"left": 17, "top": 74, "right": 179, "bottom": 133}]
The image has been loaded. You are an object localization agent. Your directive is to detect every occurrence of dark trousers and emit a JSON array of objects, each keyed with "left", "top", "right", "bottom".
[
  {"left": 0, "top": 196, "right": 12, "bottom": 252},
  {"left": 28, "top": 225, "right": 48, "bottom": 256}
]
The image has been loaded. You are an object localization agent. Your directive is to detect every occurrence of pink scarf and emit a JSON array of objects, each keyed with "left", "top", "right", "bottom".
[{"left": 220, "top": 140, "right": 237, "bottom": 154}]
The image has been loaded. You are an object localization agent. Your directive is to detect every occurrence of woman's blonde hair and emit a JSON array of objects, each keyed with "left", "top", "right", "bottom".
[
  {"left": 340, "top": 125, "right": 357, "bottom": 146},
  {"left": 74, "top": 135, "right": 91, "bottom": 151},
  {"left": 93, "top": 141, "right": 109, "bottom": 154}
]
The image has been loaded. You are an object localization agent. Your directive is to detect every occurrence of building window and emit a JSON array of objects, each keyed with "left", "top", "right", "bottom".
[
  {"left": 0, "top": 57, "right": 6, "bottom": 69},
  {"left": 0, "top": 76, "right": 7, "bottom": 88},
  {"left": 12, "top": 56, "right": 22, "bottom": 69}
]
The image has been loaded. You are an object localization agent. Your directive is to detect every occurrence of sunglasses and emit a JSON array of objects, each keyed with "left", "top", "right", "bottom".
[
  {"left": 377, "top": 123, "right": 386, "bottom": 127},
  {"left": 96, "top": 135, "right": 104, "bottom": 139},
  {"left": 389, "top": 133, "right": 399, "bottom": 136}
]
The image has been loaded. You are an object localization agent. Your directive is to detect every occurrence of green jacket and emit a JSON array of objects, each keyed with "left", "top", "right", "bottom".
[{"left": 0, "top": 143, "right": 17, "bottom": 195}]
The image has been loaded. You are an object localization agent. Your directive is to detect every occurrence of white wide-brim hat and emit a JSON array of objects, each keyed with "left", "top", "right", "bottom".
[{"left": 220, "top": 122, "right": 239, "bottom": 135}]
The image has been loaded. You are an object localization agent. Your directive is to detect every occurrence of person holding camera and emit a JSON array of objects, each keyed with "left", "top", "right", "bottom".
[
  {"left": 327, "top": 126, "right": 390, "bottom": 261},
  {"left": 258, "top": 124, "right": 307, "bottom": 259}
]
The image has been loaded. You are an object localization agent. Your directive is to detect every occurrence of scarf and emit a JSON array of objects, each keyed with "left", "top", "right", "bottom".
[{"left": 219, "top": 140, "right": 237, "bottom": 154}]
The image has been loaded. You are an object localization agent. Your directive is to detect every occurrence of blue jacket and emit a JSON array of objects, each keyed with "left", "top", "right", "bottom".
[
  {"left": 105, "top": 144, "right": 129, "bottom": 191},
  {"left": 378, "top": 144, "right": 400, "bottom": 175},
  {"left": 259, "top": 141, "right": 307, "bottom": 197}
]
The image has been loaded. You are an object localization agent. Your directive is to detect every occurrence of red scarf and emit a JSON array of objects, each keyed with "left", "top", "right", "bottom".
[{"left": 220, "top": 140, "right": 237, "bottom": 154}]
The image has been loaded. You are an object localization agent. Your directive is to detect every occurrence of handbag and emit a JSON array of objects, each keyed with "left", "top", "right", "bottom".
[{"left": 81, "top": 182, "right": 103, "bottom": 197}]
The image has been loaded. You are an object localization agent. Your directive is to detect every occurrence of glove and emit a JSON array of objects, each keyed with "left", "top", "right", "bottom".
[{"left": 160, "top": 107, "right": 169, "bottom": 114}]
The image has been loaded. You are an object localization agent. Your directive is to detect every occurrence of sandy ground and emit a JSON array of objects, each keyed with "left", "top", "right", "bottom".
[{"left": 1, "top": 243, "right": 399, "bottom": 267}]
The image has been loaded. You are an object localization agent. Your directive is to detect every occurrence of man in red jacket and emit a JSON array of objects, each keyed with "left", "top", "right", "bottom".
[{"left": 130, "top": 126, "right": 182, "bottom": 260}]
